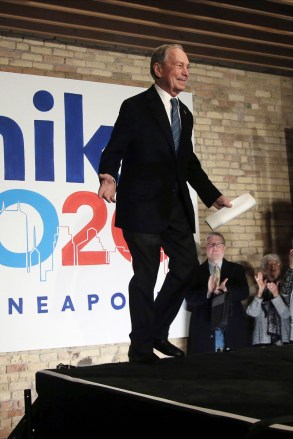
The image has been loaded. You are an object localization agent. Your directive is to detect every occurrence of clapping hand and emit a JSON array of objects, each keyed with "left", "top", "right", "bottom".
[
  {"left": 266, "top": 281, "right": 279, "bottom": 298},
  {"left": 255, "top": 272, "right": 266, "bottom": 297},
  {"left": 208, "top": 276, "right": 228, "bottom": 295}
]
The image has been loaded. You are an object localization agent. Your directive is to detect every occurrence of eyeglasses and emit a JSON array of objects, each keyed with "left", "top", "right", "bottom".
[
  {"left": 265, "top": 261, "right": 280, "bottom": 267},
  {"left": 207, "top": 242, "right": 225, "bottom": 248}
]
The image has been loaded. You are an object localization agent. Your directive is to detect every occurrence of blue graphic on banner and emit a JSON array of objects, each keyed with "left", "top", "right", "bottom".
[{"left": 0, "top": 189, "right": 58, "bottom": 268}]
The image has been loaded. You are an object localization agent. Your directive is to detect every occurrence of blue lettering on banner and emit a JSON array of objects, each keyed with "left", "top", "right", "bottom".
[
  {"left": 0, "top": 116, "right": 25, "bottom": 180},
  {"left": 88, "top": 294, "right": 99, "bottom": 310},
  {"left": 38, "top": 296, "right": 49, "bottom": 313},
  {"left": 7, "top": 293, "right": 126, "bottom": 314},
  {"left": 62, "top": 296, "right": 75, "bottom": 312},
  {"left": 111, "top": 292, "right": 126, "bottom": 310},
  {"left": 0, "top": 91, "right": 113, "bottom": 182},
  {"left": 8, "top": 298, "right": 23, "bottom": 314}
]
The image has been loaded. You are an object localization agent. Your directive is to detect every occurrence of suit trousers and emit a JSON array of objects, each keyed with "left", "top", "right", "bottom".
[{"left": 122, "top": 191, "right": 199, "bottom": 355}]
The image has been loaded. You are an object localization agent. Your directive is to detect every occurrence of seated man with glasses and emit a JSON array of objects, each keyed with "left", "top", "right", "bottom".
[{"left": 185, "top": 231, "right": 250, "bottom": 354}]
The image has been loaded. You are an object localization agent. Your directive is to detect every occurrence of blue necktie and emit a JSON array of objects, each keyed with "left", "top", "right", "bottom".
[
  {"left": 170, "top": 98, "right": 180, "bottom": 153},
  {"left": 212, "top": 265, "right": 225, "bottom": 351}
]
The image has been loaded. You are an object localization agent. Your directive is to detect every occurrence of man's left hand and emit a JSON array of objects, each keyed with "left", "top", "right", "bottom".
[{"left": 213, "top": 195, "right": 232, "bottom": 210}]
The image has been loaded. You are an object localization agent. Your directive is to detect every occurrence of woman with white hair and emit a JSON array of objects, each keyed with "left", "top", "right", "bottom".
[{"left": 246, "top": 251, "right": 292, "bottom": 347}]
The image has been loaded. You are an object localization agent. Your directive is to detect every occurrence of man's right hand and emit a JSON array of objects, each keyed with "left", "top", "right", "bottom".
[{"left": 98, "top": 173, "right": 116, "bottom": 203}]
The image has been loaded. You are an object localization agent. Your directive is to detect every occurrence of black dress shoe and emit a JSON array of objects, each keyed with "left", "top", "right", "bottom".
[
  {"left": 128, "top": 345, "right": 160, "bottom": 364},
  {"left": 153, "top": 339, "right": 185, "bottom": 357}
]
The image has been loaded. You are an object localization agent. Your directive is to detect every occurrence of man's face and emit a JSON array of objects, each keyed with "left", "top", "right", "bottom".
[
  {"left": 154, "top": 47, "right": 190, "bottom": 96},
  {"left": 206, "top": 237, "right": 225, "bottom": 264}
]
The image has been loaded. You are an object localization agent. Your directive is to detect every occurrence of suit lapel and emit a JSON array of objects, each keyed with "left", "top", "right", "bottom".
[
  {"left": 146, "top": 86, "right": 177, "bottom": 154},
  {"left": 179, "top": 99, "right": 187, "bottom": 134},
  {"left": 202, "top": 260, "right": 211, "bottom": 281},
  {"left": 221, "top": 259, "right": 232, "bottom": 281}
]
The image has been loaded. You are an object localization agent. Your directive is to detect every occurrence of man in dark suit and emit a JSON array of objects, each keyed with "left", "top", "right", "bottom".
[
  {"left": 98, "top": 44, "right": 231, "bottom": 364},
  {"left": 186, "top": 232, "right": 250, "bottom": 354}
]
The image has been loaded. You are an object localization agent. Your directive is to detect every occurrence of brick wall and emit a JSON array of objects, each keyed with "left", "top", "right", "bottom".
[{"left": 0, "top": 32, "right": 292, "bottom": 438}]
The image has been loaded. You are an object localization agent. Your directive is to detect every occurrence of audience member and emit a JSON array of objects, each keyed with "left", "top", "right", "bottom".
[
  {"left": 185, "top": 232, "right": 250, "bottom": 354},
  {"left": 281, "top": 249, "right": 293, "bottom": 342},
  {"left": 279, "top": 248, "right": 293, "bottom": 298},
  {"left": 246, "top": 253, "right": 291, "bottom": 346}
]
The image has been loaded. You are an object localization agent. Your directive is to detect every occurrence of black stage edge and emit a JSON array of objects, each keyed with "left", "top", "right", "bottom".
[{"left": 30, "top": 345, "right": 293, "bottom": 438}]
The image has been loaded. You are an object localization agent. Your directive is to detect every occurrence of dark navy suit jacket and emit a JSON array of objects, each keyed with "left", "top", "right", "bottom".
[{"left": 99, "top": 85, "right": 221, "bottom": 234}]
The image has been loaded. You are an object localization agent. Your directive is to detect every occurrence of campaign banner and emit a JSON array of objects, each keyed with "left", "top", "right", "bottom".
[{"left": 0, "top": 72, "right": 196, "bottom": 352}]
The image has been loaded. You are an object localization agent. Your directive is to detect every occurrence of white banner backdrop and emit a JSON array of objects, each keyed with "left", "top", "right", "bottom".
[{"left": 0, "top": 71, "right": 198, "bottom": 352}]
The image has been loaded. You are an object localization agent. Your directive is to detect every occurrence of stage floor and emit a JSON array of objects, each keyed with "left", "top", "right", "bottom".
[{"left": 34, "top": 344, "right": 293, "bottom": 438}]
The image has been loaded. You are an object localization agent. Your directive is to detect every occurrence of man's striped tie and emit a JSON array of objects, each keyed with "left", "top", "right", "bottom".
[
  {"left": 213, "top": 265, "right": 221, "bottom": 288},
  {"left": 170, "top": 97, "right": 180, "bottom": 153}
]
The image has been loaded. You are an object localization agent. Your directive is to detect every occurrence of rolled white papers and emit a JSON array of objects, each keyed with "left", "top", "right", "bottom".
[{"left": 205, "top": 193, "right": 256, "bottom": 230}]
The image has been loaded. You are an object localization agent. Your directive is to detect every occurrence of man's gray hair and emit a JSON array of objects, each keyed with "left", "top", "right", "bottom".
[
  {"left": 206, "top": 232, "right": 226, "bottom": 246},
  {"left": 150, "top": 44, "right": 184, "bottom": 79}
]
